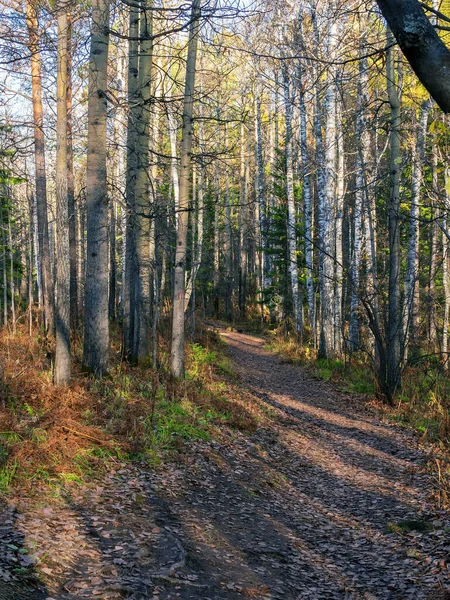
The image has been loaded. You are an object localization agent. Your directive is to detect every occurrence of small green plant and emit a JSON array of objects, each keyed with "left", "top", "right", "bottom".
[
  {"left": 0, "top": 459, "right": 18, "bottom": 493},
  {"left": 31, "top": 428, "right": 48, "bottom": 444},
  {"left": 188, "top": 343, "right": 217, "bottom": 377},
  {"left": 59, "top": 472, "right": 84, "bottom": 485},
  {"left": 387, "top": 519, "right": 432, "bottom": 535}
]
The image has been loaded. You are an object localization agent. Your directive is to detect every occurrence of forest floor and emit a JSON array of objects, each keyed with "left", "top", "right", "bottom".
[{"left": 1, "top": 327, "right": 450, "bottom": 600}]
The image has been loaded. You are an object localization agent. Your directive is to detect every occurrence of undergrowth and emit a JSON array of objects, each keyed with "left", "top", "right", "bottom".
[
  {"left": 0, "top": 322, "right": 263, "bottom": 497},
  {"left": 267, "top": 333, "right": 375, "bottom": 395}
]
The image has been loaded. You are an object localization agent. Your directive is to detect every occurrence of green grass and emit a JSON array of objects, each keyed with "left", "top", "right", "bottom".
[
  {"left": 0, "top": 459, "right": 18, "bottom": 494},
  {"left": 387, "top": 519, "right": 433, "bottom": 535}
]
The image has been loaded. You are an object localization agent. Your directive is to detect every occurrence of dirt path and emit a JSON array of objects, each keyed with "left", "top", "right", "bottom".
[{"left": 2, "top": 330, "right": 450, "bottom": 600}]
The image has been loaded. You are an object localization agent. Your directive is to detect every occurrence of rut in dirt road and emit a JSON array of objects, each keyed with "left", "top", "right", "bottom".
[{"left": 2, "top": 329, "right": 450, "bottom": 600}]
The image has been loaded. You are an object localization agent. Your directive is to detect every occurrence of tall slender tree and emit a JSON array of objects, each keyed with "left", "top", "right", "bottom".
[
  {"left": 82, "top": 0, "right": 111, "bottom": 376},
  {"left": 54, "top": 0, "right": 71, "bottom": 385},
  {"left": 171, "top": 0, "right": 201, "bottom": 378}
]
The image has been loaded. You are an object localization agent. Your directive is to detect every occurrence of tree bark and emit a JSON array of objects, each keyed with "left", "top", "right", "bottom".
[
  {"left": 170, "top": 0, "right": 201, "bottom": 378},
  {"left": 297, "top": 11, "right": 314, "bottom": 339},
  {"left": 376, "top": 0, "right": 450, "bottom": 113},
  {"left": 282, "top": 67, "right": 301, "bottom": 335},
  {"left": 83, "top": 0, "right": 111, "bottom": 376},
  {"left": 134, "top": 0, "right": 153, "bottom": 361},
  {"left": 318, "top": 9, "right": 337, "bottom": 359},
  {"left": 122, "top": 3, "right": 139, "bottom": 359},
  {"left": 405, "top": 100, "right": 430, "bottom": 355},
  {"left": 386, "top": 29, "right": 402, "bottom": 402},
  {"left": 55, "top": 4, "right": 71, "bottom": 385},
  {"left": 26, "top": 0, "right": 53, "bottom": 333},
  {"left": 67, "top": 13, "right": 78, "bottom": 331}
]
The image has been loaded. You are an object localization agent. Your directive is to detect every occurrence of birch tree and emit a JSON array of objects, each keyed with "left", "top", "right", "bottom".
[{"left": 282, "top": 65, "right": 301, "bottom": 335}]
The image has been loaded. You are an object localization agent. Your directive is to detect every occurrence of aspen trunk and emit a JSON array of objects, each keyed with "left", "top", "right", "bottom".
[
  {"left": 318, "top": 10, "right": 337, "bottom": 358},
  {"left": 26, "top": 0, "right": 53, "bottom": 332},
  {"left": 256, "top": 96, "right": 269, "bottom": 308},
  {"left": 238, "top": 122, "right": 248, "bottom": 319},
  {"left": 225, "top": 164, "right": 233, "bottom": 321},
  {"left": 184, "top": 111, "right": 205, "bottom": 312},
  {"left": 134, "top": 0, "right": 153, "bottom": 361},
  {"left": 0, "top": 201, "right": 7, "bottom": 326},
  {"left": 282, "top": 68, "right": 301, "bottom": 335},
  {"left": 7, "top": 208, "right": 15, "bottom": 334},
  {"left": 55, "top": 5, "right": 71, "bottom": 385},
  {"left": 349, "top": 20, "right": 371, "bottom": 351},
  {"left": 167, "top": 80, "right": 180, "bottom": 217},
  {"left": 122, "top": 4, "right": 139, "bottom": 359},
  {"left": 109, "top": 201, "right": 117, "bottom": 321},
  {"left": 429, "top": 143, "right": 439, "bottom": 350},
  {"left": 83, "top": 0, "right": 110, "bottom": 376},
  {"left": 297, "top": 11, "right": 314, "bottom": 338},
  {"left": 170, "top": 0, "right": 201, "bottom": 378},
  {"left": 67, "top": 13, "right": 78, "bottom": 330},
  {"left": 405, "top": 100, "right": 430, "bottom": 355},
  {"left": 334, "top": 90, "right": 344, "bottom": 355}
]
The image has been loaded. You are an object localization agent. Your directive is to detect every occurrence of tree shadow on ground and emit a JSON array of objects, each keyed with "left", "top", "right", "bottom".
[{"left": 0, "top": 499, "right": 47, "bottom": 600}]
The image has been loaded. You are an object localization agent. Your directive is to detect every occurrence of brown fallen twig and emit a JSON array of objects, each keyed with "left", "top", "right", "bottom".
[{"left": 61, "top": 426, "right": 113, "bottom": 446}]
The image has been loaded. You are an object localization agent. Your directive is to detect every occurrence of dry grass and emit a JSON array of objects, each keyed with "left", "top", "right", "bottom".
[{"left": 0, "top": 321, "right": 264, "bottom": 496}]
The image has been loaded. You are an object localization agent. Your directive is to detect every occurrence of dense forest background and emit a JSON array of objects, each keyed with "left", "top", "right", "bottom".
[{"left": 1, "top": 0, "right": 450, "bottom": 407}]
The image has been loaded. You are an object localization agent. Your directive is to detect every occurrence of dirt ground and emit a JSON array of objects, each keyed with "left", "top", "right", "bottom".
[{"left": 1, "top": 329, "right": 450, "bottom": 600}]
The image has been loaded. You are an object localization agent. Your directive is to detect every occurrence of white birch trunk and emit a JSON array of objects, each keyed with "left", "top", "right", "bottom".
[
  {"left": 297, "top": 11, "right": 314, "bottom": 338},
  {"left": 318, "top": 10, "right": 337, "bottom": 358},
  {"left": 404, "top": 100, "right": 430, "bottom": 353},
  {"left": 282, "top": 66, "right": 301, "bottom": 334},
  {"left": 334, "top": 89, "right": 344, "bottom": 355}
]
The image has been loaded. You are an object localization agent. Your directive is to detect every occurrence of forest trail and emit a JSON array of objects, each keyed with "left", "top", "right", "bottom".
[{"left": 1, "top": 329, "right": 450, "bottom": 600}]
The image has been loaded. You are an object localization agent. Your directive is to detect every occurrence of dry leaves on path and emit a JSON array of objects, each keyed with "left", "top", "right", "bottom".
[{"left": 1, "top": 329, "right": 450, "bottom": 599}]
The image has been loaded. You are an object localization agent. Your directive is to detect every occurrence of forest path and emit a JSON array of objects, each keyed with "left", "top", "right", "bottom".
[{"left": 2, "top": 329, "right": 450, "bottom": 600}]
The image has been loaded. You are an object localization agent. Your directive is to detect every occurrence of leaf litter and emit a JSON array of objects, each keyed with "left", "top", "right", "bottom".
[{"left": 0, "top": 329, "right": 450, "bottom": 599}]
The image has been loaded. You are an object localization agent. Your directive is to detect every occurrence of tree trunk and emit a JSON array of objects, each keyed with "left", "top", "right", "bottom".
[
  {"left": 134, "top": 0, "right": 153, "bottom": 361},
  {"left": 297, "top": 11, "right": 314, "bottom": 339},
  {"left": 350, "top": 18, "right": 371, "bottom": 351},
  {"left": 1, "top": 200, "right": 7, "bottom": 327},
  {"left": 238, "top": 122, "right": 248, "bottom": 320},
  {"left": 170, "top": 0, "right": 201, "bottom": 378},
  {"left": 318, "top": 9, "right": 337, "bottom": 359},
  {"left": 429, "top": 143, "right": 439, "bottom": 350},
  {"left": 334, "top": 88, "right": 344, "bottom": 355},
  {"left": 256, "top": 95, "right": 269, "bottom": 311},
  {"left": 443, "top": 162, "right": 450, "bottom": 368},
  {"left": 83, "top": 0, "right": 111, "bottom": 376},
  {"left": 405, "top": 100, "right": 430, "bottom": 356},
  {"left": 376, "top": 0, "right": 450, "bottom": 113},
  {"left": 67, "top": 13, "right": 78, "bottom": 331},
  {"left": 122, "top": 4, "right": 139, "bottom": 359},
  {"left": 282, "top": 67, "right": 301, "bottom": 335},
  {"left": 55, "top": 4, "right": 71, "bottom": 385},
  {"left": 7, "top": 208, "right": 16, "bottom": 334},
  {"left": 385, "top": 29, "right": 402, "bottom": 402},
  {"left": 26, "top": 0, "right": 53, "bottom": 333}
]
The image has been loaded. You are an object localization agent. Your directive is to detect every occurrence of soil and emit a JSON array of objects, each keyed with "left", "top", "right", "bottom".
[{"left": 1, "top": 329, "right": 450, "bottom": 600}]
